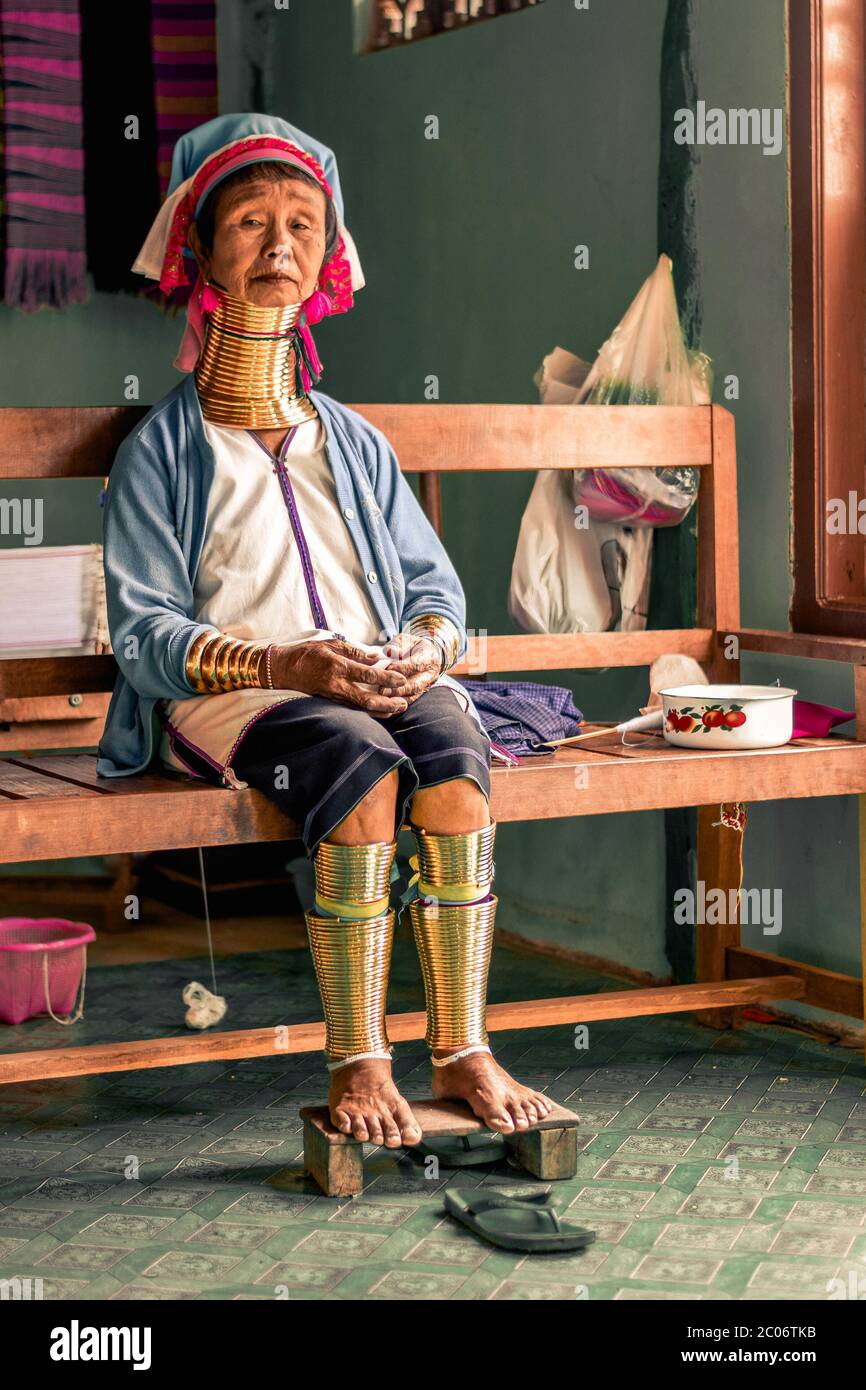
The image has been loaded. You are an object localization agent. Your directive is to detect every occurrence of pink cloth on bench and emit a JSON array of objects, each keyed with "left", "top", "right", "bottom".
[{"left": 792, "top": 700, "right": 855, "bottom": 740}]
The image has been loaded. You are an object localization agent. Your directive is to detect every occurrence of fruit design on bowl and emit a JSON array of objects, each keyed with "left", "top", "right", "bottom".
[
  {"left": 660, "top": 684, "right": 795, "bottom": 750},
  {"left": 664, "top": 704, "right": 747, "bottom": 736}
]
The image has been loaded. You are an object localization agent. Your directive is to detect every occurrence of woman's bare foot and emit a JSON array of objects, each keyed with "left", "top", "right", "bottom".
[
  {"left": 329, "top": 1058, "right": 422, "bottom": 1147},
  {"left": 431, "top": 1049, "right": 553, "bottom": 1133}
]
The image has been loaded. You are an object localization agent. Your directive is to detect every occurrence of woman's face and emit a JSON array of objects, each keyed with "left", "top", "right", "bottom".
[{"left": 188, "top": 174, "right": 328, "bottom": 307}]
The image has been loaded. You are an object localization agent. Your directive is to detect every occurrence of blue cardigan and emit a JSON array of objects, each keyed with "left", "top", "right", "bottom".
[{"left": 96, "top": 376, "right": 469, "bottom": 778}]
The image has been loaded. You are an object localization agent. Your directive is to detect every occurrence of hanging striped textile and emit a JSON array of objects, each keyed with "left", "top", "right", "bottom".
[
  {"left": 0, "top": 0, "right": 87, "bottom": 309},
  {"left": 151, "top": 0, "right": 218, "bottom": 198}
]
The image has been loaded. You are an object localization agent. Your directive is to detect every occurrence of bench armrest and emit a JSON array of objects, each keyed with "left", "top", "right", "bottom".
[{"left": 734, "top": 628, "right": 866, "bottom": 666}]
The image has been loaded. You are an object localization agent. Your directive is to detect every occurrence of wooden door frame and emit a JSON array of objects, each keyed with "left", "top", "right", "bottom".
[
  {"left": 790, "top": 0, "right": 866, "bottom": 637},
  {"left": 795, "top": 0, "right": 866, "bottom": 636}
]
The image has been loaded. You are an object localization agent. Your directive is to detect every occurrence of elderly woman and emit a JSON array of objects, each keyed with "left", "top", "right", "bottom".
[{"left": 98, "top": 113, "right": 550, "bottom": 1149}]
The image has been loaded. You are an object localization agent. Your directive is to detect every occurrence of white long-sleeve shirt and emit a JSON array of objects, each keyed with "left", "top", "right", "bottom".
[{"left": 158, "top": 413, "right": 468, "bottom": 780}]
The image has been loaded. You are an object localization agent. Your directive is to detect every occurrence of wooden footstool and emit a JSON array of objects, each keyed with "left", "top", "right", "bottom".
[{"left": 300, "top": 1097, "right": 580, "bottom": 1197}]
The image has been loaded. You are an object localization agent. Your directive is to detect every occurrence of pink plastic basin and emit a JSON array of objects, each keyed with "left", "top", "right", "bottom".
[{"left": 0, "top": 918, "right": 96, "bottom": 1025}]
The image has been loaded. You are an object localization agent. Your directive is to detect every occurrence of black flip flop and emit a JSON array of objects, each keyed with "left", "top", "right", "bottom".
[
  {"left": 443, "top": 1187, "right": 597, "bottom": 1253},
  {"left": 404, "top": 1132, "right": 507, "bottom": 1168}
]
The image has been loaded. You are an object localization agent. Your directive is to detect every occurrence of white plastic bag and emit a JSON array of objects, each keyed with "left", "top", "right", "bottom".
[
  {"left": 508, "top": 472, "right": 654, "bottom": 633},
  {"left": 508, "top": 469, "right": 613, "bottom": 634},
  {"left": 593, "top": 520, "right": 653, "bottom": 631},
  {"left": 510, "top": 344, "right": 653, "bottom": 632},
  {"left": 572, "top": 254, "right": 711, "bottom": 526},
  {"left": 510, "top": 256, "right": 709, "bottom": 634}
]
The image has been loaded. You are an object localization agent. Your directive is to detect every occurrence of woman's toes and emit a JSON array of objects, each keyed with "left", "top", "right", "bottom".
[
  {"left": 523, "top": 1102, "right": 539, "bottom": 1124},
  {"left": 511, "top": 1103, "right": 530, "bottom": 1129},
  {"left": 366, "top": 1116, "right": 385, "bottom": 1146},
  {"left": 394, "top": 1100, "right": 422, "bottom": 1147},
  {"left": 381, "top": 1115, "right": 403, "bottom": 1148}
]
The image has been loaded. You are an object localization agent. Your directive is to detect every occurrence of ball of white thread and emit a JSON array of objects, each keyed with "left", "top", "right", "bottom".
[{"left": 183, "top": 981, "right": 227, "bottom": 1030}]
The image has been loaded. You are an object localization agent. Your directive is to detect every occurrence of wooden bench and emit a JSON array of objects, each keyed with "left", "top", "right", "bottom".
[{"left": 1, "top": 401, "right": 865, "bottom": 1087}]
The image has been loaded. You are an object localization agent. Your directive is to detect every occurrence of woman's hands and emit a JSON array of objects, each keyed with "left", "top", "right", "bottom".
[
  {"left": 380, "top": 632, "right": 443, "bottom": 702},
  {"left": 269, "top": 639, "right": 410, "bottom": 715},
  {"left": 267, "top": 634, "right": 443, "bottom": 715}
]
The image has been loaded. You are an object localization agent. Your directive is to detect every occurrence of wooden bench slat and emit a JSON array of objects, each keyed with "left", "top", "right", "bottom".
[
  {"left": 499, "top": 742, "right": 866, "bottom": 819},
  {"left": 0, "top": 406, "right": 148, "bottom": 479},
  {"left": 2, "top": 741, "right": 866, "bottom": 861},
  {"left": 0, "top": 718, "right": 108, "bottom": 754},
  {"left": 0, "top": 655, "right": 117, "bottom": 700},
  {"left": 0, "top": 694, "right": 110, "bottom": 723},
  {"left": 737, "top": 627, "right": 866, "bottom": 665},
  {"left": 7, "top": 753, "right": 119, "bottom": 794},
  {"left": 0, "top": 630, "right": 719, "bottom": 701},
  {"left": 0, "top": 975, "right": 806, "bottom": 1085},
  {"left": 0, "top": 403, "right": 714, "bottom": 479},
  {"left": 0, "top": 759, "right": 100, "bottom": 800},
  {"left": 726, "top": 946, "right": 864, "bottom": 1019},
  {"left": 575, "top": 733, "right": 850, "bottom": 761},
  {"left": 0, "top": 776, "right": 298, "bottom": 860},
  {"left": 13, "top": 753, "right": 258, "bottom": 799},
  {"left": 453, "top": 629, "right": 715, "bottom": 675},
  {"left": 351, "top": 404, "right": 714, "bottom": 472}
]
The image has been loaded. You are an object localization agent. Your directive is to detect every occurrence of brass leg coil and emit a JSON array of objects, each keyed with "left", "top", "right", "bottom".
[
  {"left": 306, "top": 838, "right": 398, "bottom": 1064},
  {"left": 408, "top": 895, "right": 496, "bottom": 1050},
  {"left": 305, "top": 908, "right": 395, "bottom": 1060},
  {"left": 408, "top": 822, "right": 497, "bottom": 1051}
]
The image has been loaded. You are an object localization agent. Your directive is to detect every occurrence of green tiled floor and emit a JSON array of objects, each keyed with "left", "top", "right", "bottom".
[{"left": 0, "top": 932, "right": 864, "bottom": 1301}]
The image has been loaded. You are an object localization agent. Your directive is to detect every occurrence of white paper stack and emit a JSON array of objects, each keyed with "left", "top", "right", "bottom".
[{"left": 0, "top": 544, "right": 110, "bottom": 658}]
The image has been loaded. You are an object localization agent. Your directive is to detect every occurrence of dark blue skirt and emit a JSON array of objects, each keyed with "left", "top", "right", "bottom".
[{"left": 226, "top": 685, "right": 491, "bottom": 854}]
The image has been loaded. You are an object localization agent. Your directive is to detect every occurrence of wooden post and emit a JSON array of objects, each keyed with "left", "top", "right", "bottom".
[
  {"left": 301, "top": 1115, "right": 365, "bottom": 1197},
  {"left": 504, "top": 1125, "right": 578, "bottom": 1180},
  {"left": 694, "top": 407, "right": 743, "bottom": 1028},
  {"left": 694, "top": 805, "right": 745, "bottom": 1028},
  {"left": 418, "top": 471, "right": 443, "bottom": 535},
  {"left": 698, "top": 406, "right": 741, "bottom": 677}
]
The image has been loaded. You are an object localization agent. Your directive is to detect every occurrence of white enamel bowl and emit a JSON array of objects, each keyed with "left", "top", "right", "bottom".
[{"left": 659, "top": 684, "right": 797, "bottom": 750}]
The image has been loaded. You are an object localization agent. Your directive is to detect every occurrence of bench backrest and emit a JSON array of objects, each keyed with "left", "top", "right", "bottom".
[{"left": 0, "top": 402, "right": 738, "bottom": 748}]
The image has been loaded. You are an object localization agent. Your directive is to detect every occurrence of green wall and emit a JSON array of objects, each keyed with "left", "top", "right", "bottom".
[{"left": 0, "top": 298, "right": 184, "bottom": 545}]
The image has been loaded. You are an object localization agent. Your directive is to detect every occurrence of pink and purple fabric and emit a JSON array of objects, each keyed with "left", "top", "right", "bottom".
[
  {"left": 0, "top": 0, "right": 86, "bottom": 309},
  {"left": 150, "top": 0, "right": 218, "bottom": 198}
]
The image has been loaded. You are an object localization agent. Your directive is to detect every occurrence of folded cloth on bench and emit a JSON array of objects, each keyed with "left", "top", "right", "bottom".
[
  {"left": 792, "top": 700, "right": 854, "bottom": 740},
  {"left": 455, "top": 679, "right": 583, "bottom": 758}
]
